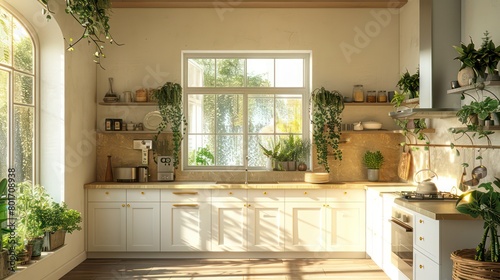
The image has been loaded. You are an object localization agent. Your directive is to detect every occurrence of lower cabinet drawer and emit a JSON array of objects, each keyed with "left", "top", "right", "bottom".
[
  {"left": 414, "top": 213, "right": 439, "bottom": 260},
  {"left": 414, "top": 250, "right": 439, "bottom": 279},
  {"left": 88, "top": 189, "right": 126, "bottom": 202},
  {"left": 127, "top": 189, "right": 160, "bottom": 202}
]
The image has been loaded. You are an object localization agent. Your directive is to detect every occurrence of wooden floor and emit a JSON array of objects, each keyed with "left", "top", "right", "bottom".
[{"left": 60, "top": 258, "right": 390, "bottom": 279}]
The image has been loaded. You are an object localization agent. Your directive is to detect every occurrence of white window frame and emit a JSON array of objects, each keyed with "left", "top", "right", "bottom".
[
  {"left": 0, "top": 5, "right": 39, "bottom": 184},
  {"left": 182, "top": 51, "right": 311, "bottom": 171}
]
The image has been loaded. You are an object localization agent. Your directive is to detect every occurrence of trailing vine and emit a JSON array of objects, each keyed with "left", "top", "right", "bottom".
[
  {"left": 310, "top": 87, "right": 344, "bottom": 173},
  {"left": 152, "top": 82, "right": 187, "bottom": 169},
  {"left": 39, "top": 0, "right": 121, "bottom": 68}
]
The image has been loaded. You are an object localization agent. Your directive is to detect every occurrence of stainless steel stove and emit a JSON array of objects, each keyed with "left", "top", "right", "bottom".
[{"left": 397, "top": 191, "right": 459, "bottom": 201}]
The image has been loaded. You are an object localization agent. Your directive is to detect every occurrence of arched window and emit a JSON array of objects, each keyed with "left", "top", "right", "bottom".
[{"left": 0, "top": 6, "right": 37, "bottom": 184}]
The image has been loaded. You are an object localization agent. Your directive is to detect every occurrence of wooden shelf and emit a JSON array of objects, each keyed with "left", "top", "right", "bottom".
[
  {"left": 447, "top": 80, "right": 500, "bottom": 94},
  {"left": 99, "top": 102, "right": 158, "bottom": 106},
  {"left": 344, "top": 102, "right": 393, "bottom": 106},
  {"left": 341, "top": 128, "right": 435, "bottom": 134},
  {"left": 97, "top": 130, "right": 168, "bottom": 134},
  {"left": 450, "top": 126, "right": 500, "bottom": 131}
]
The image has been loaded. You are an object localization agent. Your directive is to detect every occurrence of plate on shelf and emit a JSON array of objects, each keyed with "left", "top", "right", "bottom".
[{"left": 143, "top": 111, "right": 163, "bottom": 131}]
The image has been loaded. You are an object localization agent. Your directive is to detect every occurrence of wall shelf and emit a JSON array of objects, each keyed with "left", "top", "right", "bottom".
[
  {"left": 99, "top": 102, "right": 158, "bottom": 106},
  {"left": 341, "top": 128, "right": 435, "bottom": 134},
  {"left": 447, "top": 80, "right": 500, "bottom": 95},
  {"left": 344, "top": 102, "right": 393, "bottom": 106},
  {"left": 97, "top": 130, "right": 167, "bottom": 134}
]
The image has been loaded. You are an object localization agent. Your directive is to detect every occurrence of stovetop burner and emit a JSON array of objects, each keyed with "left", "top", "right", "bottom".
[{"left": 398, "top": 191, "right": 459, "bottom": 201}]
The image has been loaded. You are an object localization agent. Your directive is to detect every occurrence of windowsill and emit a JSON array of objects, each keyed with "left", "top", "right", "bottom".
[{"left": 6, "top": 245, "right": 64, "bottom": 278}]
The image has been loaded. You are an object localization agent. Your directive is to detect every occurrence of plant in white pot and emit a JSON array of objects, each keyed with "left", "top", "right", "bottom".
[{"left": 362, "top": 150, "right": 384, "bottom": 182}]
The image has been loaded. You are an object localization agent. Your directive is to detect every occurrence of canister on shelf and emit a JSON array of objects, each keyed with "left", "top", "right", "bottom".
[
  {"left": 377, "top": 90, "right": 388, "bottom": 103},
  {"left": 366, "top": 90, "right": 376, "bottom": 103},
  {"left": 352, "top": 85, "right": 364, "bottom": 103},
  {"left": 135, "top": 88, "right": 148, "bottom": 102}
]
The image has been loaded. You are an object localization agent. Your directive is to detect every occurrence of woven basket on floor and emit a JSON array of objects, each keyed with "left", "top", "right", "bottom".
[{"left": 451, "top": 249, "right": 500, "bottom": 280}]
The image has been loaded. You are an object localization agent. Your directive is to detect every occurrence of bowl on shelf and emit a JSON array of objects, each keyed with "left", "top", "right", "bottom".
[{"left": 362, "top": 121, "right": 382, "bottom": 130}]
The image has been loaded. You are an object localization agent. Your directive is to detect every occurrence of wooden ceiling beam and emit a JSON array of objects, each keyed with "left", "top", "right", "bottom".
[{"left": 111, "top": 0, "right": 407, "bottom": 9}]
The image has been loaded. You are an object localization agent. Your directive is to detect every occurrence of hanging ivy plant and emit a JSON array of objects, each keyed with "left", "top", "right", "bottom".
[
  {"left": 310, "top": 87, "right": 344, "bottom": 173},
  {"left": 39, "top": 0, "right": 121, "bottom": 68},
  {"left": 152, "top": 82, "right": 187, "bottom": 169}
]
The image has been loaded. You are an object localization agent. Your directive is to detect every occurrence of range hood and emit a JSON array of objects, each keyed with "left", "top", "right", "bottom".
[{"left": 390, "top": 0, "right": 461, "bottom": 119}]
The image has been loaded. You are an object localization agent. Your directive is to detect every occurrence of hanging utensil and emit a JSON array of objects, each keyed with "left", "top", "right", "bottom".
[
  {"left": 459, "top": 166, "right": 468, "bottom": 192},
  {"left": 471, "top": 149, "right": 487, "bottom": 180}
]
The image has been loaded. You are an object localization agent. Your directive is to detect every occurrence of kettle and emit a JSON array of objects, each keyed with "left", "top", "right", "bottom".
[{"left": 415, "top": 169, "right": 438, "bottom": 195}]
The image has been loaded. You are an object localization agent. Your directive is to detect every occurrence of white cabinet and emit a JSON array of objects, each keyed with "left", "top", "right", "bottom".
[
  {"left": 247, "top": 190, "right": 285, "bottom": 252},
  {"left": 211, "top": 189, "right": 247, "bottom": 251},
  {"left": 160, "top": 189, "right": 211, "bottom": 251},
  {"left": 87, "top": 189, "right": 160, "bottom": 252},
  {"left": 326, "top": 189, "right": 365, "bottom": 252},
  {"left": 365, "top": 189, "right": 383, "bottom": 267},
  {"left": 284, "top": 189, "right": 365, "bottom": 252}
]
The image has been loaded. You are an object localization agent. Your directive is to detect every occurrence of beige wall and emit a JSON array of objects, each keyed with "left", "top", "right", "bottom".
[{"left": 96, "top": 7, "right": 404, "bottom": 183}]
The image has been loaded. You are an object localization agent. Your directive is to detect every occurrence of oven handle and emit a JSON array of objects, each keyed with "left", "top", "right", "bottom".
[{"left": 390, "top": 218, "right": 413, "bottom": 232}]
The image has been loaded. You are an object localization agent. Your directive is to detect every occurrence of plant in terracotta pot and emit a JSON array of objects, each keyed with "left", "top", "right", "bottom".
[
  {"left": 310, "top": 87, "right": 344, "bottom": 173},
  {"left": 152, "top": 82, "right": 187, "bottom": 169},
  {"left": 16, "top": 183, "right": 52, "bottom": 259},
  {"left": 451, "top": 178, "right": 500, "bottom": 278},
  {"left": 33, "top": 201, "right": 82, "bottom": 251},
  {"left": 362, "top": 150, "right": 384, "bottom": 182}
]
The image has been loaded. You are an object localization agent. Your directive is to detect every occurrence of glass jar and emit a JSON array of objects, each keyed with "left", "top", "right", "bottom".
[
  {"left": 377, "top": 90, "right": 388, "bottom": 103},
  {"left": 366, "top": 90, "right": 376, "bottom": 103},
  {"left": 352, "top": 85, "right": 364, "bottom": 103}
]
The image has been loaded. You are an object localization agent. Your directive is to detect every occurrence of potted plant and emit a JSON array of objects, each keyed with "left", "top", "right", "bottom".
[
  {"left": 310, "top": 87, "right": 344, "bottom": 173},
  {"left": 396, "top": 68, "right": 420, "bottom": 100},
  {"left": 33, "top": 201, "right": 82, "bottom": 251},
  {"left": 152, "top": 82, "right": 187, "bottom": 169},
  {"left": 16, "top": 183, "right": 52, "bottom": 259},
  {"left": 452, "top": 178, "right": 500, "bottom": 277},
  {"left": 280, "top": 134, "right": 300, "bottom": 171},
  {"left": 477, "top": 31, "right": 500, "bottom": 80},
  {"left": 259, "top": 139, "right": 281, "bottom": 171},
  {"left": 362, "top": 150, "right": 384, "bottom": 182},
  {"left": 295, "top": 138, "right": 311, "bottom": 171}
]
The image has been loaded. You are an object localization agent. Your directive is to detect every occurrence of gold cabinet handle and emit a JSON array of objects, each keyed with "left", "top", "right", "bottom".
[
  {"left": 105, "top": 191, "right": 109, "bottom": 195},
  {"left": 229, "top": 192, "right": 233, "bottom": 195},
  {"left": 419, "top": 264, "right": 424, "bottom": 269},
  {"left": 263, "top": 191, "right": 267, "bottom": 195},
  {"left": 172, "top": 191, "right": 198, "bottom": 195},
  {"left": 127, "top": 204, "right": 130, "bottom": 207},
  {"left": 173, "top": 204, "right": 199, "bottom": 207},
  {"left": 141, "top": 191, "right": 145, "bottom": 195},
  {"left": 419, "top": 236, "right": 424, "bottom": 241},
  {"left": 344, "top": 191, "right": 347, "bottom": 195},
  {"left": 121, "top": 204, "right": 125, "bottom": 207},
  {"left": 304, "top": 191, "right": 308, "bottom": 195},
  {"left": 419, "top": 219, "right": 424, "bottom": 223}
]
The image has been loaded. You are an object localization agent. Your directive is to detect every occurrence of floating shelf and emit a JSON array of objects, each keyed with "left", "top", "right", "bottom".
[
  {"left": 99, "top": 102, "right": 158, "bottom": 106},
  {"left": 341, "top": 128, "right": 435, "bottom": 134},
  {"left": 344, "top": 102, "right": 393, "bottom": 106},
  {"left": 446, "top": 80, "right": 500, "bottom": 94},
  {"left": 97, "top": 130, "right": 169, "bottom": 134}
]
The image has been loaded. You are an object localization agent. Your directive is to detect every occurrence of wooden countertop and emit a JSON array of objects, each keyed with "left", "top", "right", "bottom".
[
  {"left": 394, "top": 198, "right": 477, "bottom": 221},
  {"left": 85, "top": 181, "right": 411, "bottom": 190}
]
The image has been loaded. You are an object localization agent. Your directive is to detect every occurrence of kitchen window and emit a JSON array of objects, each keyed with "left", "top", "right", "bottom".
[
  {"left": 183, "top": 52, "right": 311, "bottom": 170},
  {"left": 0, "top": 6, "right": 37, "bottom": 183}
]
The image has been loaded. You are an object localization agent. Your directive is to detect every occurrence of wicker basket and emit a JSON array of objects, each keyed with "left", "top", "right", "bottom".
[{"left": 451, "top": 249, "right": 500, "bottom": 280}]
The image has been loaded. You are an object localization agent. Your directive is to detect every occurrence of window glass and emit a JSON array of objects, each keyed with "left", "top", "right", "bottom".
[
  {"left": 13, "top": 18, "right": 34, "bottom": 74},
  {"left": 14, "top": 72, "right": 33, "bottom": 105},
  {"left": 216, "top": 59, "right": 245, "bottom": 87},
  {"left": 184, "top": 53, "right": 309, "bottom": 170},
  {"left": 13, "top": 105, "right": 34, "bottom": 182},
  {"left": 0, "top": 70, "right": 8, "bottom": 177},
  {"left": 0, "top": 8, "right": 12, "bottom": 66}
]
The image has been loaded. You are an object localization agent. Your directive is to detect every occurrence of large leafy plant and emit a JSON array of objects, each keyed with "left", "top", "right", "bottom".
[
  {"left": 396, "top": 68, "right": 419, "bottom": 99},
  {"left": 454, "top": 31, "right": 500, "bottom": 80},
  {"left": 40, "top": 0, "right": 120, "bottom": 67},
  {"left": 152, "top": 82, "right": 187, "bottom": 169},
  {"left": 34, "top": 202, "right": 82, "bottom": 234},
  {"left": 310, "top": 87, "right": 344, "bottom": 173},
  {"left": 456, "top": 178, "right": 500, "bottom": 262}
]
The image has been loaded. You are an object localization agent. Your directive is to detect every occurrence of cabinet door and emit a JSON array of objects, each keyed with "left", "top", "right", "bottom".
[
  {"left": 211, "top": 202, "right": 247, "bottom": 251},
  {"left": 285, "top": 202, "right": 326, "bottom": 251},
  {"left": 161, "top": 202, "right": 211, "bottom": 251},
  {"left": 247, "top": 202, "right": 284, "bottom": 251},
  {"left": 87, "top": 202, "right": 126, "bottom": 252},
  {"left": 126, "top": 202, "right": 160, "bottom": 251},
  {"left": 414, "top": 250, "right": 439, "bottom": 280},
  {"left": 326, "top": 202, "right": 365, "bottom": 252}
]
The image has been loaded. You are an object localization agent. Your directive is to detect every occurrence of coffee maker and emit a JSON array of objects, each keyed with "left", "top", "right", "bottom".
[{"left": 157, "top": 156, "right": 174, "bottom": 181}]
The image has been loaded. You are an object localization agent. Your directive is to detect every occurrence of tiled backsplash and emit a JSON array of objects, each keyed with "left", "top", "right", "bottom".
[{"left": 96, "top": 132, "right": 403, "bottom": 183}]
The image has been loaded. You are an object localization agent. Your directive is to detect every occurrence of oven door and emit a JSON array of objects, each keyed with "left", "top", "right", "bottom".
[{"left": 391, "top": 217, "right": 413, "bottom": 280}]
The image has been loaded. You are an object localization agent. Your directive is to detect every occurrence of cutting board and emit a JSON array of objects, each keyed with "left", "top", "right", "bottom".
[{"left": 398, "top": 148, "right": 411, "bottom": 181}]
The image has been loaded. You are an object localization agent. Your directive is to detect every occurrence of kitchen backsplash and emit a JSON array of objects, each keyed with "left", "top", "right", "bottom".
[{"left": 96, "top": 132, "right": 403, "bottom": 183}]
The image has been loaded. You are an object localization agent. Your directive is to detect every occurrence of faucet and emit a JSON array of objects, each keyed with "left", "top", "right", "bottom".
[{"left": 245, "top": 156, "right": 249, "bottom": 185}]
